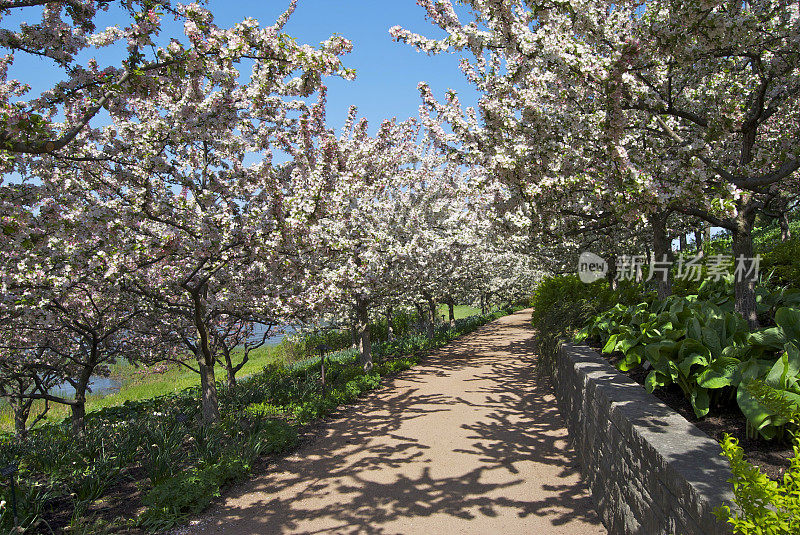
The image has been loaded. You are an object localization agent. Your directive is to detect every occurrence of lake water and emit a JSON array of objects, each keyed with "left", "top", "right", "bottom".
[
  {"left": 248, "top": 324, "right": 297, "bottom": 346},
  {"left": 50, "top": 376, "right": 122, "bottom": 398}
]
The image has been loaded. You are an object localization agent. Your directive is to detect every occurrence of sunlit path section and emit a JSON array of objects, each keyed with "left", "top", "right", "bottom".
[{"left": 185, "top": 309, "right": 605, "bottom": 535}]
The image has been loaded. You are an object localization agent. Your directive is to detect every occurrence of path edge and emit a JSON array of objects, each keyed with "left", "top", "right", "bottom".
[{"left": 552, "top": 342, "right": 735, "bottom": 535}]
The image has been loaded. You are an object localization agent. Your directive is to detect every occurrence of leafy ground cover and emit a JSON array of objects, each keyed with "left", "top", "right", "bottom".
[{"left": 0, "top": 308, "right": 521, "bottom": 534}]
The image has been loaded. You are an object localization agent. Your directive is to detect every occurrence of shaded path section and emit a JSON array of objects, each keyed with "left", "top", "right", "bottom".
[{"left": 185, "top": 309, "right": 605, "bottom": 534}]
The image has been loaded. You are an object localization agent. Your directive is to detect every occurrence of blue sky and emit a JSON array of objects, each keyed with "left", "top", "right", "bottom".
[
  {"left": 220, "top": 0, "right": 480, "bottom": 132},
  {"left": 7, "top": 1, "right": 480, "bottom": 134}
]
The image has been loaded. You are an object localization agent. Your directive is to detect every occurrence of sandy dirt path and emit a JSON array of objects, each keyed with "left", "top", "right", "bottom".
[{"left": 183, "top": 309, "right": 605, "bottom": 534}]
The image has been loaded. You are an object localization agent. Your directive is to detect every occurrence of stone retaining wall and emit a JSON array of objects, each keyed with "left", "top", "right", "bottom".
[{"left": 553, "top": 343, "right": 735, "bottom": 535}]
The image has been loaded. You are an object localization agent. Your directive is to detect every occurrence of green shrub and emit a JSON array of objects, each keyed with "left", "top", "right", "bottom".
[
  {"left": 244, "top": 402, "right": 285, "bottom": 419},
  {"left": 762, "top": 238, "right": 800, "bottom": 289},
  {"left": 531, "top": 275, "right": 650, "bottom": 374},
  {"left": 139, "top": 463, "right": 227, "bottom": 532},
  {"left": 714, "top": 398, "right": 800, "bottom": 535}
]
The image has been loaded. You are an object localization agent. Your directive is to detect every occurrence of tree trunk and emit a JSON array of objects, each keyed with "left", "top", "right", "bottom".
[
  {"left": 191, "top": 288, "right": 221, "bottom": 424},
  {"left": 651, "top": 211, "right": 673, "bottom": 300},
  {"left": 733, "top": 213, "right": 759, "bottom": 329},
  {"left": 423, "top": 292, "right": 436, "bottom": 339},
  {"left": 414, "top": 302, "right": 426, "bottom": 333},
  {"left": 679, "top": 233, "right": 687, "bottom": 252},
  {"left": 694, "top": 229, "right": 704, "bottom": 256},
  {"left": 198, "top": 359, "right": 221, "bottom": 423},
  {"left": 224, "top": 358, "right": 237, "bottom": 389},
  {"left": 70, "top": 365, "right": 93, "bottom": 436},
  {"left": 480, "top": 293, "right": 485, "bottom": 315},
  {"left": 386, "top": 306, "right": 394, "bottom": 342},
  {"left": 780, "top": 212, "right": 791, "bottom": 242},
  {"left": 606, "top": 254, "right": 618, "bottom": 291},
  {"left": 71, "top": 397, "right": 86, "bottom": 436},
  {"left": 10, "top": 397, "right": 29, "bottom": 438},
  {"left": 448, "top": 300, "right": 455, "bottom": 326},
  {"left": 703, "top": 224, "right": 712, "bottom": 255},
  {"left": 356, "top": 297, "right": 372, "bottom": 373}
]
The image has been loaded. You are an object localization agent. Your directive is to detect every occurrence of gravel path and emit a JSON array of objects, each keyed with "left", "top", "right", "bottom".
[{"left": 183, "top": 309, "right": 605, "bottom": 534}]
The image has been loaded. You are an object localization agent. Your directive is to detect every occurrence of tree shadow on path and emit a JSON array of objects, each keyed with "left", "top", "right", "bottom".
[{"left": 190, "top": 310, "right": 605, "bottom": 534}]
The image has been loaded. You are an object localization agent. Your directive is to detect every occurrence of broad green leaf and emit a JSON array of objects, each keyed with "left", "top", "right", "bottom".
[
  {"left": 748, "top": 327, "right": 785, "bottom": 351},
  {"left": 678, "top": 353, "right": 708, "bottom": 378},
  {"left": 775, "top": 307, "right": 800, "bottom": 344},
  {"left": 690, "top": 387, "right": 710, "bottom": 418},
  {"left": 784, "top": 343, "right": 800, "bottom": 391},
  {"left": 737, "top": 386, "right": 772, "bottom": 435},
  {"left": 766, "top": 351, "right": 791, "bottom": 389},
  {"left": 697, "top": 357, "right": 740, "bottom": 389},
  {"left": 765, "top": 343, "right": 800, "bottom": 390},
  {"left": 619, "top": 345, "right": 645, "bottom": 372},
  {"left": 616, "top": 334, "right": 639, "bottom": 353},
  {"left": 602, "top": 334, "right": 618, "bottom": 354},
  {"left": 701, "top": 327, "right": 723, "bottom": 358},
  {"left": 686, "top": 316, "right": 703, "bottom": 341},
  {"left": 738, "top": 358, "right": 771, "bottom": 383},
  {"left": 665, "top": 327, "right": 686, "bottom": 341},
  {"left": 679, "top": 338, "right": 712, "bottom": 361},
  {"left": 645, "top": 370, "right": 669, "bottom": 393}
]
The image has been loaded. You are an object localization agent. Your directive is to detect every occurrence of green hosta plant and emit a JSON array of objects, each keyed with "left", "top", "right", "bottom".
[
  {"left": 643, "top": 336, "right": 742, "bottom": 418},
  {"left": 579, "top": 295, "right": 754, "bottom": 418},
  {"left": 748, "top": 307, "right": 800, "bottom": 356},
  {"left": 737, "top": 343, "right": 800, "bottom": 440}
]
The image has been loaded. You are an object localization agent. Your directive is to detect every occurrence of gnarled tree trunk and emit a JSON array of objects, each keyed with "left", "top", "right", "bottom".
[
  {"left": 386, "top": 306, "right": 394, "bottom": 342},
  {"left": 10, "top": 396, "right": 30, "bottom": 438},
  {"left": 191, "top": 287, "right": 221, "bottom": 424},
  {"left": 733, "top": 207, "right": 759, "bottom": 329},
  {"left": 651, "top": 211, "right": 673, "bottom": 300},
  {"left": 356, "top": 297, "right": 372, "bottom": 372}
]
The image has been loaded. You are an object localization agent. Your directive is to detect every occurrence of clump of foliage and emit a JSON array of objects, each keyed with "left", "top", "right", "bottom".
[
  {"left": 577, "top": 278, "right": 800, "bottom": 438},
  {"left": 762, "top": 238, "right": 800, "bottom": 290},
  {"left": 714, "top": 381, "right": 800, "bottom": 535}
]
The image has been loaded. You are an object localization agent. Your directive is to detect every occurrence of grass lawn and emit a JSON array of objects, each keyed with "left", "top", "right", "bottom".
[{"left": 437, "top": 304, "right": 485, "bottom": 320}]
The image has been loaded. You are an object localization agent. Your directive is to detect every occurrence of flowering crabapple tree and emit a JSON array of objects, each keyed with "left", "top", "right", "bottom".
[
  {"left": 2, "top": 1, "right": 354, "bottom": 425},
  {"left": 291, "top": 108, "right": 426, "bottom": 372},
  {"left": 0, "top": 0, "right": 352, "bottom": 161},
  {"left": 0, "top": 0, "right": 212, "bottom": 161},
  {"left": 0, "top": 185, "right": 148, "bottom": 434},
  {"left": 390, "top": 158, "right": 490, "bottom": 332},
  {"left": 393, "top": 0, "right": 800, "bottom": 327},
  {"left": 105, "top": 97, "right": 350, "bottom": 424}
]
